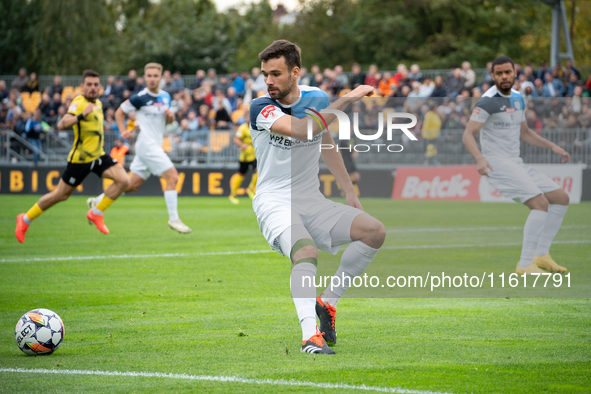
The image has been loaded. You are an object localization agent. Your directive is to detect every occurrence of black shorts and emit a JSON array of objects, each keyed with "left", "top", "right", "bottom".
[
  {"left": 238, "top": 160, "right": 257, "bottom": 175},
  {"left": 61, "top": 154, "right": 118, "bottom": 187}
]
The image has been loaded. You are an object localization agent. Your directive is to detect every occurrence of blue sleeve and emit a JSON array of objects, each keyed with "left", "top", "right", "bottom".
[
  {"left": 249, "top": 97, "right": 276, "bottom": 130},
  {"left": 128, "top": 94, "right": 144, "bottom": 109}
]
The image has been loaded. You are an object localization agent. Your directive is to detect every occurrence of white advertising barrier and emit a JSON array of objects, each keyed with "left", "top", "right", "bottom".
[{"left": 479, "top": 163, "right": 586, "bottom": 204}]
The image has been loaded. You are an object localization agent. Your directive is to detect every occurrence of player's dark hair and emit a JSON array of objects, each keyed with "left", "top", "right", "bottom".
[
  {"left": 258, "top": 40, "right": 302, "bottom": 71},
  {"left": 82, "top": 69, "right": 100, "bottom": 82},
  {"left": 491, "top": 56, "right": 514, "bottom": 73}
]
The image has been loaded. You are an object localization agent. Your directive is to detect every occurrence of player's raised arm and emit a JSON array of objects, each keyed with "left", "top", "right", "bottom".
[
  {"left": 519, "top": 121, "right": 570, "bottom": 163},
  {"left": 463, "top": 119, "right": 493, "bottom": 176},
  {"left": 269, "top": 85, "right": 374, "bottom": 140}
]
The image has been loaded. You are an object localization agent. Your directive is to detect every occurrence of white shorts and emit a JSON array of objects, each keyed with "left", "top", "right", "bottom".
[
  {"left": 486, "top": 157, "right": 560, "bottom": 204},
  {"left": 129, "top": 146, "right": 174, "bottom": 180},
  {"left": 253, "top": 191, "right": 364, "bottom": 256}
]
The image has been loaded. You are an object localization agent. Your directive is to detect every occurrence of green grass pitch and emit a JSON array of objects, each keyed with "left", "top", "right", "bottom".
[{"left": 1, "top": 195, "right": 590, "bottom": 393}]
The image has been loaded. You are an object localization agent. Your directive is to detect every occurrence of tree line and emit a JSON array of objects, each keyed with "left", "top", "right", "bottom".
[{"left": 1, "top": 0, "right": 588, "bottom": 75}]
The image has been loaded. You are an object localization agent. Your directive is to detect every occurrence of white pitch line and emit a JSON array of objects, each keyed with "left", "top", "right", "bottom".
[
  {"left": 383, "top": 240, "right": 591, "bottom": 250},
  {"left": 2, "top": 240, "right": 590, "bottom": 264},
  {"left": 386, "top": 225, "right": 589, "bottom": 233},
  {"left": 0, "top": 249, "right": 274, "bottom": 264},
  {"left": 0, "top": 368, "right": 453, "bottom": 394}
]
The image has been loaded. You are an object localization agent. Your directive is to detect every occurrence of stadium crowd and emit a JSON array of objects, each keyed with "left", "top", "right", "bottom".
[{"left": 1, "top": 60, "right": 590, "bottom": 165}]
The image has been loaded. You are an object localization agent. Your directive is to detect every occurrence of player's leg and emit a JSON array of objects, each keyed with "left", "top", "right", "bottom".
[
  {"left": 229, "top": 162, "right": 248, "bottom": 204},
  {"left": 317, "top": 211, "right": 385, "bottom": 344},
  {"left": 161, "top": 167, "right": 191, "bottom": 233},
  {"left": 85, "top": 161, "right": 128, "bottom": 234},
  {"left": 533, "top": 184, "right": 570, "bottom": 272},
  {"left": 517, "top": 194, "right": 549, "bottom": 274},
  {"left": 278, "top": 224, "right": 335, "bottom": 355},
  {"left": 16, "top": 179, "right": 76, "bottom": 243},
  {"left": 246, "top": 161, "right": 257, "bottom": 199}
]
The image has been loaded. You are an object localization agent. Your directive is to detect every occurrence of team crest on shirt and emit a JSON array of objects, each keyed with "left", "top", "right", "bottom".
[
  {"left": 261, "top": 105, "right": 277, "bottom": 118},
  {"left": 515, "top": 101, "right": 521, "bottom": 110}
]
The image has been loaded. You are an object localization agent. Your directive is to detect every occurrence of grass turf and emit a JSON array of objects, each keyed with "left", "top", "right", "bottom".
[{"left": 1, "top": 195, "right": 590, "bottom": 393}]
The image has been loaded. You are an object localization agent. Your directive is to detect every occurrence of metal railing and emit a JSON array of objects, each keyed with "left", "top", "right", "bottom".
[{"left": 2, "top": 128, "right": 589, "bottom": 168}]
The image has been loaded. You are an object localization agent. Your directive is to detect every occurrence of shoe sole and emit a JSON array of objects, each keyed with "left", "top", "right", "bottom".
[
  {"left": 169, "top": 224, "right": 191, "bottom": 234},
  {"left": 535, "top": 261, "right": 567, "bottom": 273}
]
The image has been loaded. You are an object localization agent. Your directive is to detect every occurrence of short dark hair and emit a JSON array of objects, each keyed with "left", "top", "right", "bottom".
[
  {"left": 491, "top": 56, "right": 514, "bottom": 73},
  {"left": 82, "top": 69, "right": 100, "bottom": 82},
  {"left": 258, "top": 40, "right": 301, "bottom": 71}
]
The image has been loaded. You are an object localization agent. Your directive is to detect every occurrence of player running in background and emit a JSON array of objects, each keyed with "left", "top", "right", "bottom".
[
  {"left": 463, "top": 56, "right": 570, "bottom": 275},
  {"left": 88, "top": 63, "right": 191, "bottom": 234},
  {"left": 250, "top": 40, "right": 385, "bottom": 354},
  {"left": 15, "top": 70, "right": 129, "bottom": 243},
  {"left": 229, "top": 110, "right": 257, "bottom": 204}
]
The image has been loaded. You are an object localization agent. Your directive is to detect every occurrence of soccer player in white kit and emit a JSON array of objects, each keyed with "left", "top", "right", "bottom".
[
  {"left": 463, "top": 56, "right": 570, "bottom": 274},
  {"left": 88, "top": 63, "right": 191, "bottom": 233},
  {"left": 250, "top": 40, "right": 385, "bottom": 354}
]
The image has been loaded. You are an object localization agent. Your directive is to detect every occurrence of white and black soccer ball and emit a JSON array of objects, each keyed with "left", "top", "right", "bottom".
[{"left": 15, "top": 309, "right": 64, "bottom": 356}]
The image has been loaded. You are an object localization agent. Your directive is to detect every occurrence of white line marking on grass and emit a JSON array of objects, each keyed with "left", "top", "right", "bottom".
[
  {"left": 0, "top": 249, "right": 274, "bottom": 263},
  {"left": 386, "top": 225, "right": 588, "bottom": 233},
  {"left": 2, "top": 240, "right": 590, "bottom": 264},
  {"left": 0, "top": 368, "right": 454, "bottom": 394},
  {"left": 383, "top": 240, "right": 591, "bottom": 250}
]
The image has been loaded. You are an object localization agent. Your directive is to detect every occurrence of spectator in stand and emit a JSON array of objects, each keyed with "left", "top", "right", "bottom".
[
  {"left": 102, "top": 76, "right": 116, "bottom": 97},
  {"left": 126, "top": 69, "right": 137, "bottom": 91},
  {"left": 0, "top": 103, "right": 8, "bottom": 129},
  {"left": 232, "top": 70, "right": 248, "bottom": 96},
  {"left": 518, "top": 74, "right": 535, "bottom": 96},
  {"left": 570, "top": 85, "right": 584, "bottom": 113},
  {"left": 311, "top": 72, "right": 324, "bottom": 88},
  {"left": 190, "top": 69, "right": 206, "bottom": 90},
  {"left": 566, "top": 59, "right": 581, "bottom": 80},
  {"left": 480, "top": 62, "right": 493, "bottom": 86},
  {"left": 429, "top": 75, "right": 446, "bottom": 98},
  {"left": 308, "top": 65, "right": 321, "bottom": 87},
  {"left": 419, "top": 77, "right": 434, "bottom": 97},
  {"left": 393, "top": 64, "right": 409, "bottom": 87},
  {"left": 134, "top": 77, "right": 145, "bottom": 93},
  {"left": 11, "top": 68, "right": 29, "bottom": 92},
  {"left": 197, "top": 103, "right": 213, "bottom": 130},
  {"left": 567, "top": 73, "right": 580, "bottom": 97},
  {"left": 104, "top": 113, "right": 118, "bottom": 133},
  {"left": 378, "top": 72, "right": 396, "bottom": 96},
  {"left": 364, "top": 64, "right": 379, "bottom": 88},
  {"left": 408, "top": 64, "right": 423, "bottom": 83},
  {"left": 49, "top": 76, "right": 63, "bottom": 96},
  {"left": 113, "top": 78, "right": 126, "bottom": 99},
  {"left": 350, "top": 63, "right": 366, "bottom": 89},
  {"left": 24, "top": 72, "right": 39, "bottom": 93},
  {"left": 204, "top": 68, "right": 218, "bottom": 90},
  {"left": 226, "top": 87, "right": 239, "bottom": 112},
  {"left": 25, "top": 108, "right": 44, "bottom": 164},
  {"left": 159, "top": 70, "right": 171, "bottom": 90},
  {"left": 325, "top": 68, "right": 341, "bottom": 96},
  {"left": 525, "top": 109, "right": 544, "bottom": 134},
  {"left": 532, "top": 78, "right": 544, "bottom": 97},
  {"left": 445, "top": 67, "right": 465, "bottom": 97},
  {"left": 537, "top": 61, "right": 550, "bottom": 82},
  {"left": 461, "top": 61, "right": 476, "bottom": 89},
  {"left": 216, "top": 75, "right": 230, "bottom": 94},
  {"left": 212, "top": 88, "right": 232, "bottom": 129},
  {"left": 187, "top": 110, "right": 199, "bottom": 132},
  {"left": 172, "top": 71, "right": 184, "bottom": 93},
  {"left": 334, "top": 65, "right": 349, "bottom": 90},
  {"left": 523, "top": 65, "right": 535, "bottom": 83},
  {"left": 543, "top": 73, "right": 565, "bottom": 97},
  {"left": 251, "top": 67, "right": 266, "bottom": 94},
  {"left": 190, "top": 89, "right": 206, "bottom": 113},
  {"left": 298, "top": 67, "right": 310, "bottom": 86},
  {"left": 0, "top": 80, "right": 8, "bottom": 101},
  {"left": 405, "top": 81, "right": 423, "bottom": 112},
  {"left": 161, "top": 71, "right": 176, "bottom": 94},
  {"left": 38, "top": 93, "right": 52, "bottom": 118}
]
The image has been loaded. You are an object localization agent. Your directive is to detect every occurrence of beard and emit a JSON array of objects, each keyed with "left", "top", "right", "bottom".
[
  {"left": 269, "top": 77, "right": 294, "bottom": 101},
  {"left": 495, "top": 78, "right": 514, "bottom": 95}
]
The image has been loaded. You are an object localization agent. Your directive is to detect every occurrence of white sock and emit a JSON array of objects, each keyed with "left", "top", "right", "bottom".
[
  {"left": 23, "top": 214, "right": 32, "bottom": 225},
  {"left": 290, "top": 262, "right": 318, "bottom": 341},
  {"left": 164, "top": 190, "right": 179, "bottom": 222},
  {"left": 518, "top": 210, "right": 548, "bottom": 268},
  {"left": 92, "top": 206, "right": 104, "bottom": 216},
  {"left": 535, "top": 204, "right": 568, "bottom": 256},
  {"left": 322, "top": 241, "right": 380, "bottom": 307},
  {"left": 95, "top": 193, "right": 104, "bottom": 205}
]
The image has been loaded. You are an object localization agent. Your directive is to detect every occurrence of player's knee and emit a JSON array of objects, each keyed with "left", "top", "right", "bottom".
[
  {"left": 59, "top": 193, "right": 70, "bottom": 202},
  {"left": 532, "top": 194, "right": 549, "bottom": 211},
  {"left": 117, "top": 176, "right": 129, "bottom": 191},
  {"left": 557, "top": 190, "right": 569, "bottom": 206},
  {"left": 166, "top": 171, "right": 179, "bottom": 186},
  {"left": 366, "top": 218, "right": 386, "bottom": 248},
  {"left": 374, "top": 220, "right": 386, "bottom": 247},
  {"left": 292, "top": 244, "right": 318, "bottom": 263}
]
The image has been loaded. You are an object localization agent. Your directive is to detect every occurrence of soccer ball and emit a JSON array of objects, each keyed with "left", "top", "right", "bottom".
[{"left": 15, "top": 309, "right": 64, "bottom": 356}]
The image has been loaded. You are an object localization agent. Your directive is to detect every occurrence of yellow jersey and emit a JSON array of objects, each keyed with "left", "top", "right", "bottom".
[
  {"left": 67, "top": 95, "right": 105, "bottom": 163},
  {"left": 236, "top": 123, "right": 256, "bottom": 162}
]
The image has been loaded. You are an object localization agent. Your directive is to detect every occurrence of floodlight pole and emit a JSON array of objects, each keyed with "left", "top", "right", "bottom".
[{"left": 539, "top": 0, "right": 575, "bottom": 67}]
